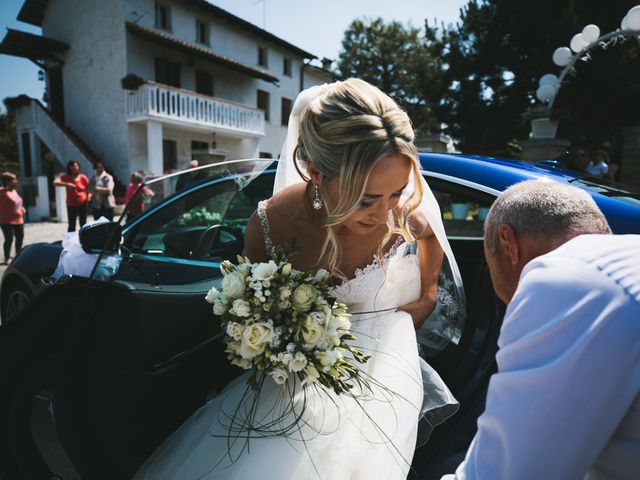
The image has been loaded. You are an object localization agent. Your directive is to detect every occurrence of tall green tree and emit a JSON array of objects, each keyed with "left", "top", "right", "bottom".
[
  {"left": 436, "top": 0, "right": 640, "bottom": 157},
  {"left": 337, "top": 18, "right": 447, "bottom": 134},
  {"left": 0, "top": 99, "right": 20, "bottom": 175}
]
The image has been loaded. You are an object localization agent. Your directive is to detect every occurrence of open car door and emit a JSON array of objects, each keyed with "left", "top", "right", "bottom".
[{"left": 0, "top": 160, "right": 276, "bottom": 479}]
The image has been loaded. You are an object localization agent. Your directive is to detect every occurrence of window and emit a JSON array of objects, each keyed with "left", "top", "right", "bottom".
[
  {"left": 154, "top": 2, "right": 171, "bottom": 30},
  {"left": 257, "top": 90, "right": 270, "bottom": 121},
  {"left": 196, "top": 19, "right": 209, "bottom": 45},
  {"left": 258, "top": 47, "right": 268, "bottom": 67},
  {"left": 195, "top": 70, "right": 213, "bottom": 96},
  {"left": 191, "top": 140, "right": 209, "bottom": 152},
  {"left": 155, "top": 58, "right": 181, "bottom": 87},
  {"left": 281, "top": 97, "right": 292, "bottom": 126},
  {"left": 426, "top": 176, "right": 495, "bottom": 239},
  {"left": 283, "top": 58, "right": 292, "bottom": 77},
  {"left": 127, "top": 170, "right": 275, "bottom": 262}
]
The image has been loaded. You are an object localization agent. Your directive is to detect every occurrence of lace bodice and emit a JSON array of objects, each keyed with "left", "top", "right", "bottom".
[{"left": 256, "top": 200, "right": 421, "bottom": 311}]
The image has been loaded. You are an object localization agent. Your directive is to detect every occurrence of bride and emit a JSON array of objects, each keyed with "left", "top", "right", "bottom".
[{"left": 134, "top": 79, "right": 462, "bottom": 479}]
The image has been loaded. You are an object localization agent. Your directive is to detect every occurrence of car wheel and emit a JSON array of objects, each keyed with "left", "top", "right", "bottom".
[{"left": 1, "top": 281, "right": 33, "bottom": 325}]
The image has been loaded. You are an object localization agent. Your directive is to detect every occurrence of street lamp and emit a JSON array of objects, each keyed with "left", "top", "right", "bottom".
[{"left": 532, "top": 5, "right": 640, "bottom": 138}]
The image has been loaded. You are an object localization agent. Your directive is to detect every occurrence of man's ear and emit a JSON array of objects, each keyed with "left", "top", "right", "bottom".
[
  {"left": 306, "top": 162, "right": 322, "bottom": 187},
  {"left": 497, "top": 224, "right": 519, "bottom": 265}
]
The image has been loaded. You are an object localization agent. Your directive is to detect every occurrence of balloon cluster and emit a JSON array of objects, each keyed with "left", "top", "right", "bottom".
[{"left": 536, "top": 5, "right": 640, "bottom": 103}]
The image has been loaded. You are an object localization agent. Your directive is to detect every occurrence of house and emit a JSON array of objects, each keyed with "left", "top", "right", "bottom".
[{"left": 0, "top": 0, "right": 334, "bottom": 221}]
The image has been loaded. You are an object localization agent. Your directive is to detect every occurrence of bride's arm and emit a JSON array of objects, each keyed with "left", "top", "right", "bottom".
[{"left": 398, "top": 210, "right": 444, "bottom": 328}]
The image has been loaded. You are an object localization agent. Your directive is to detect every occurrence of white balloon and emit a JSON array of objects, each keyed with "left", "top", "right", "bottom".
[
  {"left": 552, "top": 47, "right": 572, "bottom": 66},
  {"left": 627, "top": 7, "right": 640, "bottom": 30},
  {"left": 621, "top": 15, "right": 629, "bottom": 30},
  {"left": 536, "top": 84, "right": 556, "bottom": 103},
  {"left": 581, "top": 24, "right": 600, "bottom": 43},
  {"left": 539, "top": 74, "right": 559, "bottom": 87},
  {"left": 570, "top": 33, "right": 589, "bottom": 53}
]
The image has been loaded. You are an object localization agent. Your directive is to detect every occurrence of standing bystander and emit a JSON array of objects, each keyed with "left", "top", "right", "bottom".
[
  {"left": 89, "top": 162, "right": 115, "bottom": 221},
  {"left": 53, "top": 160, "right": 90, "bottom": 232},
  {"left": 0, "top": 172, "right": 26, "bottom": 264}
]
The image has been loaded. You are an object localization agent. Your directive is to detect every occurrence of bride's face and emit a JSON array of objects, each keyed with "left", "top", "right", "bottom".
[{"left": 329, "top": 154, "right": 411, "bottom": 236}]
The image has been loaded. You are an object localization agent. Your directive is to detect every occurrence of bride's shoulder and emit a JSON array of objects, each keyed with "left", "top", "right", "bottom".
[{"left": 244, "top": 183, "right": 306, "bottom": 262}]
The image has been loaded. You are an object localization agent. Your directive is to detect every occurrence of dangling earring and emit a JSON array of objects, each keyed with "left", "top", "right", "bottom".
[{"left": 312, "top": 184, "right": 323, "bottom": 210}]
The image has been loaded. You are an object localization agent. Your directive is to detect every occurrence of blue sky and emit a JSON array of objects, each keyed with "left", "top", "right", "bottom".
[{"left": 0, "top": 0, "right": 467, "bottom": 108}]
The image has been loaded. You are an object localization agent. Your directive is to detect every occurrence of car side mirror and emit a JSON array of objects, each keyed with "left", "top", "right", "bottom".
[{"left": 79, "top": 221, "right": 122, "bottom": 254}]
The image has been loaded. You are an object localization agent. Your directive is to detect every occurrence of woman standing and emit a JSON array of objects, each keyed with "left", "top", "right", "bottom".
[
  {"left": 53, "top": 160, "right": 90, "bottom": 232},
  {"left": 0, "top": 172, "right": 26, "bottom": 264},
  {"left": 89, "top": 162, "right": 115, "bottom": 221}
]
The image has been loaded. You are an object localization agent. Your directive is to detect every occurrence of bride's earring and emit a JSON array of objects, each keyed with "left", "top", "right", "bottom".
[{"left": 312, "top": 184, "right": 323, "bottom": 210}]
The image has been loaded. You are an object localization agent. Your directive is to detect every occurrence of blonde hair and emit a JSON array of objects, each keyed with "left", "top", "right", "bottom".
[{"left": 296, "top": 78, "right": 423, "bottom": 277}]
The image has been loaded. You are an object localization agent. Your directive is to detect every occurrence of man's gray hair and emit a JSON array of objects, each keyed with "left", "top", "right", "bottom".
[{"left": 484, "top": 180, "right": 611, "bottom": 255}]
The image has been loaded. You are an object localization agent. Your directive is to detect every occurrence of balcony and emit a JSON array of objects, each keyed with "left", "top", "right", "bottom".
[{"left": 126, "top": 82, "right": 265, "bottom": 137}]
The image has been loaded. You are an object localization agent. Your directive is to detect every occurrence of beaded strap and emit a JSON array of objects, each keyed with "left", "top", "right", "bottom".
[{"left": 256, "top": 200, "right": 277, "bottom": 260}]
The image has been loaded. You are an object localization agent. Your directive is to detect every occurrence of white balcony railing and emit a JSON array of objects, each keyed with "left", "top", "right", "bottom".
[{"left": 126, "top": 82, "right": 265, "bottom": 137}]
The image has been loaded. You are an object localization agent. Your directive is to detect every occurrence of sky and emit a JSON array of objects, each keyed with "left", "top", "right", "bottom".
[{"left": 0, "top": 0, "right": 467, "bottom": 109}]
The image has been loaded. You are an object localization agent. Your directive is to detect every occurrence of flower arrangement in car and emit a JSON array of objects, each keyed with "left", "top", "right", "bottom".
[{"left": 206, "top": 255, "right": 369, "bottom": 394}]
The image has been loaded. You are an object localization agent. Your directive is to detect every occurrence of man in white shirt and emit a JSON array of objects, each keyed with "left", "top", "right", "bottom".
[{"left": 444, "top": 180, "right": 640, "bottom": 479}]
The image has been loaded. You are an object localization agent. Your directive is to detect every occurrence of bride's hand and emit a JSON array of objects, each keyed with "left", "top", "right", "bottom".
[
  {"left": 407, "top": 209, "right": 432, "bottom": 240},
  {"left": 397, "top": 293, "right": 437, "bottom": 329}
]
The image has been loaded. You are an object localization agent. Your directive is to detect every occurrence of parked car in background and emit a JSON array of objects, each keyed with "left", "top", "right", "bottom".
[{"left": 1, "top": 155, "right": 639, "bottom": 479}]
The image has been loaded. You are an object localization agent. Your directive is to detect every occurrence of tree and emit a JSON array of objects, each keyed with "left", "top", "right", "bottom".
[
  {"left": 337, "top": 18, "right": 447, "bottom": 134},
  {"left": 435, "top": 0, "right": 640, "bottom": 157},
  {"left": 0, "top": 98, "right": 21, "bottom": 175}
]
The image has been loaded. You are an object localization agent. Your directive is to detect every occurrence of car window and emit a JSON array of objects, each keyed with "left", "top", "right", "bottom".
[
  {"left": 125, "top": 171, "right": 274, "bottom": 262},
  {"left": 425, "top": 176, "right": 496, "bottom": 239}
]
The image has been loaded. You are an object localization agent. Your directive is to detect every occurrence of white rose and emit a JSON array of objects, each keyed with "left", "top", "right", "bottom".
[
  {"left": 213, "top": 299, "right": 227, "bottom": 316},
  {"left": 252, "top": 260, "right": 278, "bottom": 281},
  {"left": 282, "top": 263, "right": 292, "bottom": 276},
  {"left": 239, "top": 322, "right": 275, "bottom": 359},
  {"left": 292, "top": 284, "right": 317, "bottom": 312},
  {"left": 222, "top": 271, "right": 246, "bottom": 299},
  {"left": 289, "top": 351, "right": 308, "bottom": 372},
  {"left": 205, "top": 286, "right": 220, "bottom": 304},
  {"left": 269, "top": 368, "right": 288, "bottom": 385},
  {"left": 302, "top": 321, "right": 324, "bottom": 350},
  {"left": 225, "top": 322, "right": 244, "bottom": 340},
  {"left": 229, "top": 299, "right": 251, "bottom": 317}
]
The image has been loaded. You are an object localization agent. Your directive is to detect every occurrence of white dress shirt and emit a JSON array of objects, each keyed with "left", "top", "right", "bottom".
[{"left": 444, "top": 234, "right": 640, "bottom": 479}]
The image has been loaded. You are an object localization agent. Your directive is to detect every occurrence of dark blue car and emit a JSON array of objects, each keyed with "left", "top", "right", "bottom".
[{"left": 0, "top": 155, "right": 638, "bottom": 479}]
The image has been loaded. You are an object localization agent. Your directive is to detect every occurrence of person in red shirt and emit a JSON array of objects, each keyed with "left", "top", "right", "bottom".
[
  {"left": 53, "top": 160, "right": 90, "bottom": 232},
  {"left": 0, "top": 172, "right": 26, "bottom": 264}
]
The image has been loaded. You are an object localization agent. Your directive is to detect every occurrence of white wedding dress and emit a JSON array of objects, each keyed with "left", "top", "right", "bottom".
[{"left": 134, "top": 235, "right": 457, "bottom": 480}]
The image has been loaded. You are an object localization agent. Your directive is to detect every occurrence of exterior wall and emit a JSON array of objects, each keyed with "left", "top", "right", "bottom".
[
  {"left": 36, "top": 0, "right": 327, "bottom": 182},
  {"left": 124, "top": 0, "right": 314, "bottom": 158},
  {"left": 42, "top": 0, "right": 130, "bottom": 183}
]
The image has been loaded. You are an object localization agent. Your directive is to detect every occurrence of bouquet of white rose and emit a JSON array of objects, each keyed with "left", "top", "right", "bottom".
[{"left": 205, "top": 255, "right": 370, "bottom": 395}]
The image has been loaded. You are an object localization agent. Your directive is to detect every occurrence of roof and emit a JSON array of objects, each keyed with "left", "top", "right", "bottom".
[
  {"left": 17, "top": 0, "right": 317, "bottom": 60},
  {"left": 125, "top": 22, "right": 278, "bottom": 84},
  {"left": 0, "top": 28, "right": 69, "bottom": 64}
]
